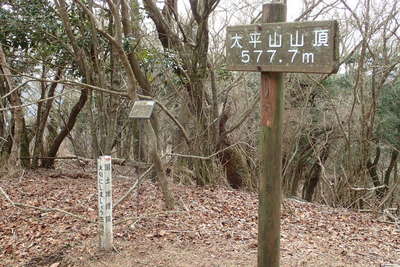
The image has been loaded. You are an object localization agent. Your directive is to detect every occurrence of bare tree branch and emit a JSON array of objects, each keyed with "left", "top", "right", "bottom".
[
  {"left": 73, "top": 0, "right": 138, "bottom": 100},
  {"left": 113, "top": 164, "right": 154, "bottom": 209}
]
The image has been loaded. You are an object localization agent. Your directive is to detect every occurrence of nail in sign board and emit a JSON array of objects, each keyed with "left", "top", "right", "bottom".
[{"left": 226, "top": 20, "right": 339, "bottom": 74}]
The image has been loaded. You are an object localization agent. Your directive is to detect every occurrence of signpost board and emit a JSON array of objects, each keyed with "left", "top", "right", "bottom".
[
  {"left": 97, "top": 155, "right": 113, "bottom": 250},
  {"left": 129, "top": 100, "right": 156, "bottom": 119},
  {"left": 226, "top": 2, "right": 338, "bottom": 267},
  {"left": 226, "top": 21, "right": 339, "bottom": 74}
]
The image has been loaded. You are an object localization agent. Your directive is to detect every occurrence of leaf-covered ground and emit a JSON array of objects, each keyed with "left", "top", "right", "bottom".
[{"left": 0, "top": 163, "right": 399, "bottom": 266}]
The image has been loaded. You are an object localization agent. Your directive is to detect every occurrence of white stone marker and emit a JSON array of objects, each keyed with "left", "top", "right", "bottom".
[{"left": 97, "top": 155, "right": 113, "bottom": 250}]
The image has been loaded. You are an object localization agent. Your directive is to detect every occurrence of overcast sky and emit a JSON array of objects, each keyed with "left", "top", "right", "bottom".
[{"left": 286, "top": 0, "right": 304, "bottom": 21}]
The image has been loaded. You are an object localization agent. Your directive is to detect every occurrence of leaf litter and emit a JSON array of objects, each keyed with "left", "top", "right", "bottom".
[{"left": 0, "top": 163, "right": 399, "bottom": 266}]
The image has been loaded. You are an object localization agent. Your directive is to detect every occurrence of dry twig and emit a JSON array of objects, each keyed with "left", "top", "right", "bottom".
[
  {"left": 0, "top": 185, "right": 95, "bottom": 223},
  {"left": 113, "top": 165, "right": 154, "bottom": 209}
]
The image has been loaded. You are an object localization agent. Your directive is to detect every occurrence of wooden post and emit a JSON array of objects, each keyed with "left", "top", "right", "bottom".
[
  {"left": 258, "top": 2, "right": 286, "bottom": 267},
  {"left": 225, "top": 1, "right": 338, "bottom": 266}
]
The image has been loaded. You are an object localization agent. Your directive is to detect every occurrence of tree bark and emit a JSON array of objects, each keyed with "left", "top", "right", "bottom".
[
  {"left": 0, "top": 45, "right": 25, "bottom": 168},
  {"left": 289, "top": 135, "right": 313, "bottom": 196},
  {"left": 384, "top": 149, "right": 399, "bottom": 188},
  {"left": 143, "top": 0, "right": 219, "bottom": 184},
  {"left": 145, "top": 120, "right": 174, "bottom": 210},
  {"left": 367, "top": 147, "right": 399, "bottom": 200},
  {"left": 217, "top": 110, "right": 251, "bottom": 189},
  {"left": 367, "top": 146, "right": 383, "bottom": 199},
  {"left": 302, "top": 143, "right": 330, "bottom": 202},
  {"left": 41, "top": 89, "right": 88, "bottom": 168},
  {"left": 32, "top": 69, "right": 62, "bottom": 168}
]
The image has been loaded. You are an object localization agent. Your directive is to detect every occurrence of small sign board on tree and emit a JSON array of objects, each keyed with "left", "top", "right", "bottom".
[
  {"left": 226, "top": 20, "right": 339, "bottom": 74},
  {"left": 129, "top": 100, "right": 156, "bottom": 119}
]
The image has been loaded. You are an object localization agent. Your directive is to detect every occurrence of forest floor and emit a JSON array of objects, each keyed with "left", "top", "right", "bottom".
[{"left": 0, "top": 161, "right": 399, "bottom": 267}]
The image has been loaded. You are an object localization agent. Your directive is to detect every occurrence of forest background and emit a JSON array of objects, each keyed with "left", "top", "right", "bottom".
[{"left": 0, "top": 0, "right": 399, "bottom": 217}]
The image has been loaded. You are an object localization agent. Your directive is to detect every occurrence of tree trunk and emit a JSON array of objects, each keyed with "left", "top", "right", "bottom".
[
  {"left": 32, "top": 69, "right": 61, "bottom": 168},
  {"left": 289, "top": 135, "right": 312, "bottom": 196},
  {"left": 367, "top": 147, "right": 399, "bottom": 200},
  {"left": 145, "top": 119, "right": 174, "bottom": 210},
  {"left": 0, "top": 66, "right": 8, "bottom": 157},
  {"left": 0, "top": 45, "right": 24, "bottom": 168},
  {"left": 143, "top": 0, "right": 220, "bottom": 185},
  {"left": 41, "top": 88, "right": 88, "bottom": 168},
  {"left": 302, "top": 143, "right": 330, "bottom": 202},
  {"left": 367, "top": 146, "right": 383, "bottom": 199},
  {"left": 20, "top": 120, "right": 32, "bottom": 168},
  {"left": 88, "top": 90, "right": 100, "bottom": 159},
  {"left": 217, "top": 110, "right": 251, "bottom": 189},
  {"left": 384, "top": 149, "right": 398, "bottom": 188}
]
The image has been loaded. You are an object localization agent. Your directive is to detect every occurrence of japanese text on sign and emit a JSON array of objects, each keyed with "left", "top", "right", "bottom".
[
  {"left": 97, "top": 155, "right": 113, "bottom": 249},
  {"left": 226, "top": 21, "right": 338, "bottom": 74}
]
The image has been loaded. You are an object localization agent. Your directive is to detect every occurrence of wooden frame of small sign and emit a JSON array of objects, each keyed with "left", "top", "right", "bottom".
[{"left": 129, "top": 100, "right": 156, "bottom": 119}]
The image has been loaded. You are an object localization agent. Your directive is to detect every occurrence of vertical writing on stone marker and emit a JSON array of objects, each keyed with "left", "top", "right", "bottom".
[{"left": 98, "top": 156, "right": 113, "bottom": 250}]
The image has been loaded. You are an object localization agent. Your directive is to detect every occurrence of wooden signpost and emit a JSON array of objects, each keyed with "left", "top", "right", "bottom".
[
  {"left": 226, "top": 2, "right": 338, "bottom": 267},
  {"left": 226, "top": 20, "right": 339, "bottom": 74},
  {"left": 97, "top": 155, "right": 113, "bottom": 250}
]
